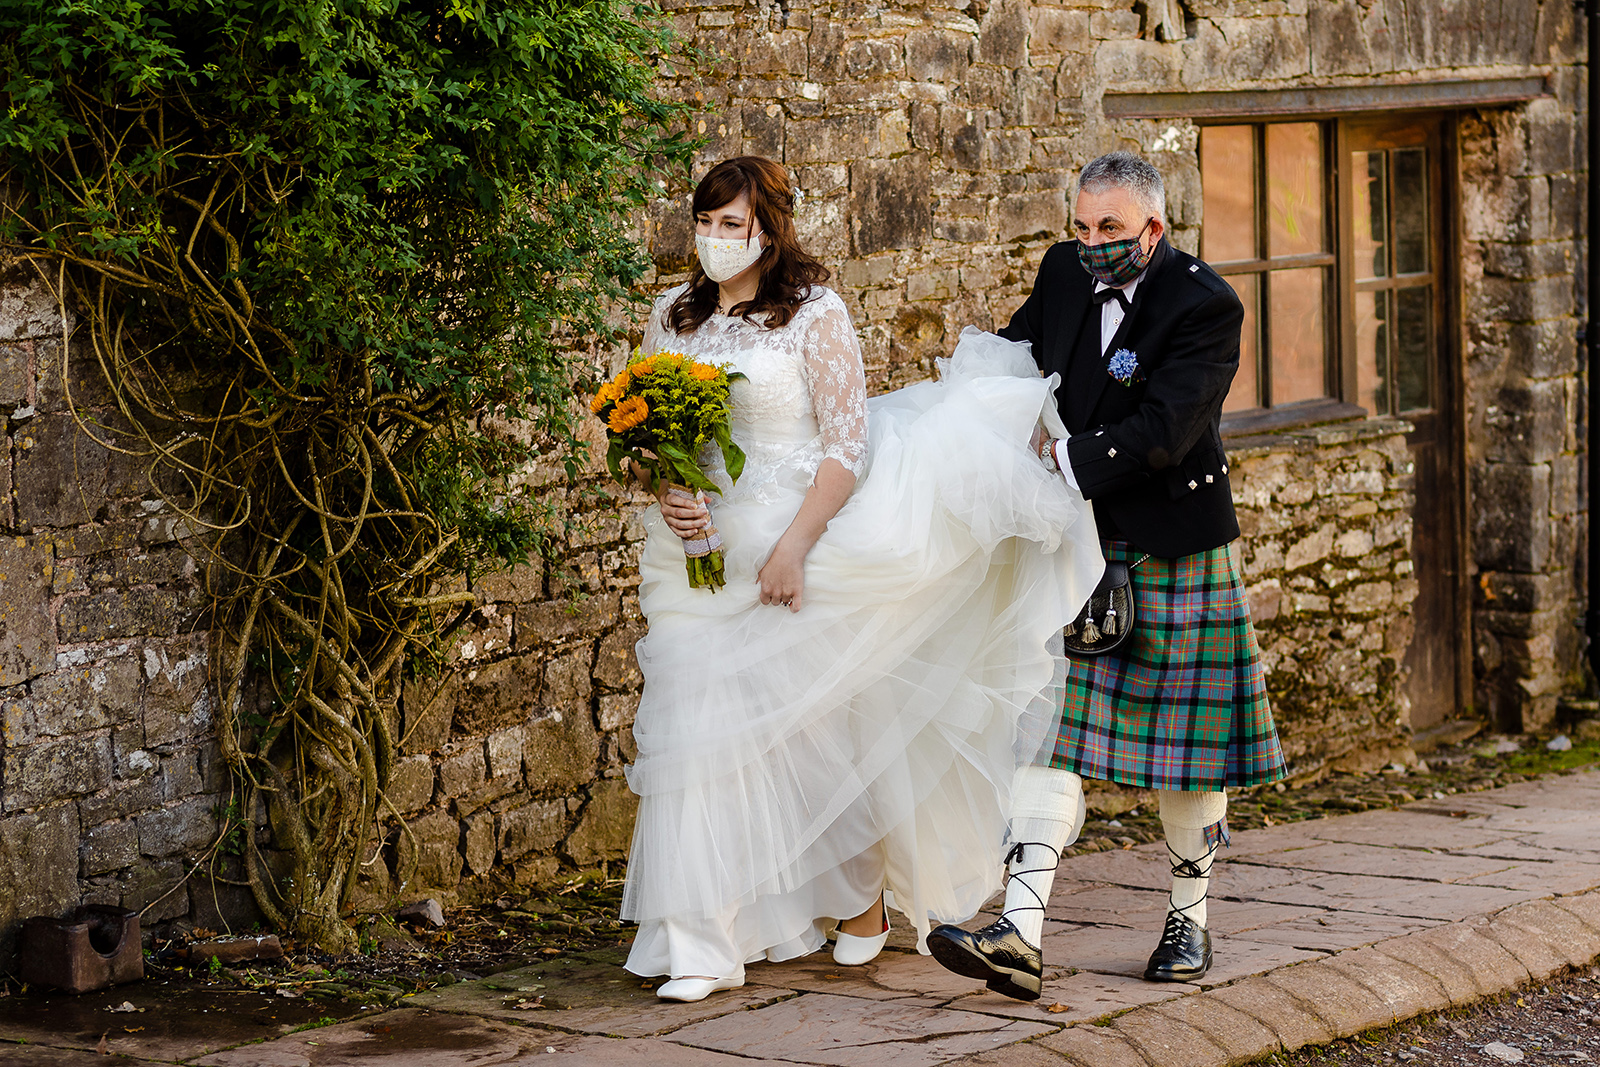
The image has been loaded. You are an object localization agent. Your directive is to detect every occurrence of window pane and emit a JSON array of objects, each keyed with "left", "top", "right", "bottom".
[
  {"left": 1395, "top": 286, "right": 1432, "bottom": 411},
  {"left": 1355, "top": 289, "right": 1391, "bottom": 416},
  {"left": 1201, "top": 126, "right": 1257, "bottom": 264},
  {"left": 1222, "top": 273, "right": 1260, "bottom": 412},
  {"left": 1392, "top": 148, "right": 1428, "bottom": 275},
  {"left": 1266, "top": 267, "right": 1327, "bottom": 404},
  {"left": 1266, "top": 123, "right": 1324, "bottom": 257},
  {"left": 1352, "top": 150, "right": 1387, "bottom": 280}
]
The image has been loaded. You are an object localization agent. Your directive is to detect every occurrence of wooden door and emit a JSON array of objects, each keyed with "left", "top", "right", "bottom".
[{"left": 1339, "top": 116, "right": 1467, "bottom": 733}]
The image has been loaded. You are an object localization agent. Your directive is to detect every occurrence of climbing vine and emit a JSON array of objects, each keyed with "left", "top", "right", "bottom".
[{"left": 0, "top": 0, "right": 691, "bottom": 951}]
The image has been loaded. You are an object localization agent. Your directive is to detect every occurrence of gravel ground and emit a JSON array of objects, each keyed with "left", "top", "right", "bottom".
[{"left": 1272, "top": 964, "right": 1600, "bottom": 1065}]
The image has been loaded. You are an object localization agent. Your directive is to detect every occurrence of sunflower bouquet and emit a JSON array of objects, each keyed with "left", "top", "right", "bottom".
[{"left": 592, "top": 350, "right": 746, "bottom": 590}]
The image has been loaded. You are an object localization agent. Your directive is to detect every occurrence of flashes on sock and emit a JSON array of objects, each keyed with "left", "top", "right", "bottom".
[
  {"left": 1002, "top": 767, "right": 1085, "bottom": 947},
  {"left": 1157, "top": 789, "right": 1227, "bottom": 929}
]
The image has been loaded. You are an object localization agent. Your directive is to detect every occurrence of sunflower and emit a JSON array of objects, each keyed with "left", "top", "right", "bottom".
[
  {"left": 608, "top": 396, "right": 649, "bottom": 433},
  {"left": 630, "top": 357, "right": 657, "bottom": 378},
  {"left": 689, "top": 362, "right": 720, "bottom": 381},
  {"left": 589, "top": 380, "right": 624, "bottom": 413}
]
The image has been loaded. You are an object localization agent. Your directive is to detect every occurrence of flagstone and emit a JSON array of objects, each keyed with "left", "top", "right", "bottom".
[
  {"left": 1238, "top": 912, "right": 1441, "bottom": 953},
  {"left": 192, "top": 1009, "right": 571, "bottom": 1066},
  {"left": 1301, "top": 808, "right": 1514, "bottom": 851},
  {"left": 1043, "top": 884, "right": 1170, "bottom": 926},
  {"left": 945, "top": 970, "right": 1190, "bottom": 1026},
  {"left": 1251, "top": 872, "right": 1539, "bottom": 919},
  {"left": 663, "top": 993, "right": 1052, "bottom": 1067},
  {"left": 1458, "top": 858, "right": 1600, "bottom": 893},
  {"left": 1235, "top": 841, "right": 1510, "bottom": 882},
  {"left": 1205, "top": 899, "right": 1327, "bottom": 935}
]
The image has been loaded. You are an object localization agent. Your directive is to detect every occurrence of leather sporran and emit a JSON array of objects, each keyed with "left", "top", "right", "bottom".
[{"left": 1063, "top": 553, "right": 1149, "bottom": 657}]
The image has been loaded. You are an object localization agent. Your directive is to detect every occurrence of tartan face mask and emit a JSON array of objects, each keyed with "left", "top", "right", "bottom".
[{"left": 1078, "top": 218, "right": 1155, "bottom": 288}]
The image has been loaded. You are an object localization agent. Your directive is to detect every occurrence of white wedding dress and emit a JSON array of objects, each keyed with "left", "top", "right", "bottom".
[{"left": 621, "top": 285, "right": 1102, "bottom": 981}]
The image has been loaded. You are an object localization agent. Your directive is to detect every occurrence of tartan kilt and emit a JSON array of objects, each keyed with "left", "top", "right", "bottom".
[{"left": 1050, "top": 540, "right": 1286, "bottom": 791}]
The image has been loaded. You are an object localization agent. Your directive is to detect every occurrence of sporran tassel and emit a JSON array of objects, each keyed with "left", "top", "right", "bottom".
[
  {"left": 1063, "top": 619, "right": 1078, "bottom": 638},
  {"left": 1102, "top": 606, "right": 1118, "bottom": 636},
  {"left": 1080, "top": 617, "right": 1102, "bottom": 644}
]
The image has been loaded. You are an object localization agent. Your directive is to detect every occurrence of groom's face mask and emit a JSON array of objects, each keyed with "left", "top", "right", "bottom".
[{"left": 1077, "top": 217, "right": 1156, "bottom": 288}]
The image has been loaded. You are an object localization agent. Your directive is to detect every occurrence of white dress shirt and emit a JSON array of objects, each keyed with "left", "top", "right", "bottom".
[{"left": 1049, "top": 271, "right": 1145, "bottom": 491}]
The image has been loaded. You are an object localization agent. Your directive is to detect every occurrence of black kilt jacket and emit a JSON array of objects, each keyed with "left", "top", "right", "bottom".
[{"left": 1000, "top": 237, "right": 1244, "bottom": 559}]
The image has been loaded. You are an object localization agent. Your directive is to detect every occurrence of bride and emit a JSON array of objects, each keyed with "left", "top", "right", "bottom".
[{"left": 620, "top": 156, "right": 1101, "bottom": 1001}]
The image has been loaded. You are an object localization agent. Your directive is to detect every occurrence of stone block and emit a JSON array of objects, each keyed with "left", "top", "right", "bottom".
[
  {"left": 977, "top": 0, "right": 1029, "bottom": 66},
  {"left": 81, "top": 820, "right": 138, "bottom": 876},
  {"left": 3, "top": 734, "right": 112, "bottom": 811},
  {"left": 120, "top": 857, "right": 187, "bottom": 922},
  {"left": 13, "top": 412, "right": 108, "bottom": 528},
  {"left": 1485, "top": 899, "right": 1600, "bottom": 974},
  {"left": 1319, "top": 945, "right": 1450, "bottom": 1022},
  {"left": 1037, "top": 1022, "right": 1156, "bottom": 1064},
  {"left": 541, "top": 649, "right": 593, "bottom": 713},
  {"left": 141, "top": 639, "right": 213, "bottom": 748},
  {"left": 905, "top": 28, "right": 972, "bottom": 82},
  {"left": 523, "top": 705, "right": 601, "bottom": 796},
  {"left": 1031, "top": 7, "right": 1091, "bottom": 54},
  {"left": 402, "top": 672, "right": 455, "bottom": 754},
  {"left": 514, "top": 594, "right": 619, "bottom": 648},
  {"left": 77, "top": 776, "right": 162, "bottom": 827},
  {"left": 787, "top": 114, "right": 872, "bottom": 166},
  {"left": 850, "top": 154, "right": 932, "bottom": 255},
  {"left": 485, "top": 725, "right": 527, "bottom": 779},
  {"left": 137, "top": 795, "right": 217, "bottom": 857},
  {"left": 598, "top": 693, "right": 637, "bottom": 734},
  {"left": 58, "top": 587, "right": 189, "bottom": 643},
  {"left": 387, "top": 754, "right": 435, "bottom": 814},
  {"left": 438, "top": 743, "right": 487, "bottom": 799},
  {"left": 398, "top": 810, "right": 463, "bottom": 893},
  {"left": 463, "top": 812, "right": 496, "bottom": 876},
  {"left": 498, "top": 799, "right": 569, "bottom": 862},
  {"left": 565, "top": 778, "right": 639, "bottom": 866},
  {"left": 453, "top": 654, "right": 541, "bottom": 735},
  {"left": 5, "top": 648, "right": 143, "bottom": 747},
  {"left": 998, "top": 191, "right": 1068, "bottom": 242},
  {"left": 0, "top": 341, "right": 29, "bottom": 406},
  {"left": 1205, "top": 976, "right": 1335, "bottom": 1052},
  {"left": 0, "top": 278, "right": 60, "bottom": 341},
  {"left": 1482, "top": 379, "right": 1569, "bottom": 464},
  {"left": 33, "top": 339, "right": 115, "bottom": 413},
  {"left": 0, "top": 804, "right": 79, "bottom": 959},
  {"left": 594, "top": 625, "right": 645, "bottom": 691},
  {"left": 742, "top": 103, "right": 784, "bottom": 159},
  {"left": 1471, "top": 463, "right": 1550, "bottom": 572},
  {"left": 0, "top": 535, "right": 54, "bottom": 687},
  {"left": 1146, "top": 993, "right": 1277, "bottom": 1062},
  {"left": 1264, "top": 960, "right": 1395, "bottom": 1038}
]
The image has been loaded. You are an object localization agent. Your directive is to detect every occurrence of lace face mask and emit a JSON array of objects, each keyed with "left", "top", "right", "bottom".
[{"left": 696, "top": 231, "right": 766, "bottom": 283}]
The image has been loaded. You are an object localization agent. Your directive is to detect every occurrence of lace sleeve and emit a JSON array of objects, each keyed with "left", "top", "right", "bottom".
[
  {"left": 799, "top": 292, "right": 869, "bottom": 478},
  {"left": 640, "top": 288, "right": 681, "bottom": 356}
]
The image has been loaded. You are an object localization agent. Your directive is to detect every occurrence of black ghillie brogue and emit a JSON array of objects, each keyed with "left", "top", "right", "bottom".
[
  {"left": 927, "top": 916, "right": 1043, "bottom": 1001},
  {"left": 1143, "top": 909, "right": 1212, "bottom": 981}
]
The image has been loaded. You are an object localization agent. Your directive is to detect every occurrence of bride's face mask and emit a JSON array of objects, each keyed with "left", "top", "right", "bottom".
[
  {"left": 695, "top": 193, "right": 766, "bottom": 283},
  {"left": 695, "top": 229, "right": 766, "bottom": 283}
]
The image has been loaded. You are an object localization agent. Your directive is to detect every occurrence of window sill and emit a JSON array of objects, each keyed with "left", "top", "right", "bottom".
[{"left": 1221, "top": 398, "right": 1368, "bottom": 439}]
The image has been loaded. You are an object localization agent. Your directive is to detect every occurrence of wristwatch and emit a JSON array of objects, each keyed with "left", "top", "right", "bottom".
[{"left": 1039, "top": 436, "right": 1059, "bottom": 472}]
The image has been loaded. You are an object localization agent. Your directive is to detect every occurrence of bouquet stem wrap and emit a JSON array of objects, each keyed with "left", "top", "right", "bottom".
[{"left": 668, "top": 484, "right": 727, "bottom": 589}]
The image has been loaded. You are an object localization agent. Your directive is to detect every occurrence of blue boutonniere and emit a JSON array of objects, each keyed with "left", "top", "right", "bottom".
[{"left": 1108, "top": 348, "right": 1143, "bottom": 386}]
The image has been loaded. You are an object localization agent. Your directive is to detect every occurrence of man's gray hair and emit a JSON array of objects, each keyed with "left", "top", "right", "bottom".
[{"left": 1077, "top": 151, "right": 1166, "bottom": 222}]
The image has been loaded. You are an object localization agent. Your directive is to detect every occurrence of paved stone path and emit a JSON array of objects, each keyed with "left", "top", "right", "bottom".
[{"left": 6, "top": 771, "right": 1600, "bottom": 1066}]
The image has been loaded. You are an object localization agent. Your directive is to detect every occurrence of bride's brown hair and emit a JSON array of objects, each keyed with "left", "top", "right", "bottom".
[{"left": 666, "top": 156, "right": 829, "bottom": 334}]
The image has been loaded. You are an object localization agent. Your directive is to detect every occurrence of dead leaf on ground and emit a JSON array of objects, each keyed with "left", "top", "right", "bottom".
[{"left": 1046, "top": 1003, "right": 1071, "bottom": 1013}]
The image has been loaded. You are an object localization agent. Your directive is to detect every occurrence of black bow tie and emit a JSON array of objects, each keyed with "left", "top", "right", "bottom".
[{"left": 1092, "top": 286, "right": 1131, "bottom": 310}]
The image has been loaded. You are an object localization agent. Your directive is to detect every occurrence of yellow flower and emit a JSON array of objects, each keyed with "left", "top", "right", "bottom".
[
  {"left": 589, "top": 380, "right": 624, "bottom": 414},
  {"left": 608, "top": 396, "right": 649, "bottom": 433},
  {"left": 689, "top": 362, "right": 719, "bottom": 381},
  {"left": 630, "top": 357, "right": 657, "bottom": 378}
]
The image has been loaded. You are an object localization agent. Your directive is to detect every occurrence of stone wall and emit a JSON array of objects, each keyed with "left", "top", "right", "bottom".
[
  {"left": 0, "top": 276, "right": 219, "bottom": 960},
  {"left": 1459, "top": 93, "right": 1588, "bottom": 731},
  {"left": 1230, "top": 420, "right": 1419, "bottom": 774}
]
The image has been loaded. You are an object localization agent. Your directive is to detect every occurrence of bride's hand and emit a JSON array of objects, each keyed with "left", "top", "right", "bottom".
[
  {"left": 1029, "top": 421, "right": 1047, "bottom": 457},
  {"left": 658, "top": 485, "right": 709, "bottom": 540},
  {"left": 758, "top": 544, "right": 805, "bottom": 612}
]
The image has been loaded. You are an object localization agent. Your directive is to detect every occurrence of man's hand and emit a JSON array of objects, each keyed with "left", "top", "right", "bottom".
[
  {"left": 758, "top": 542, "right": 805, "bottom": 612},
  {"left": 659, "top": 485, "right": 710, "bottom": 541}
]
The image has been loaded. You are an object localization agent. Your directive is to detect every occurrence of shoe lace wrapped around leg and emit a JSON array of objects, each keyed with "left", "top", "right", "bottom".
[
  {"left": 1164, "top": 840, "right": 1218, "bottom": 927},
  {"left": 1000, "top": 840, "right": 1060, "bottom": 921}
]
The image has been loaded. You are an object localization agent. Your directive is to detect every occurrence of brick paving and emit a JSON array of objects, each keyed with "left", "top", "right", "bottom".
[{"left": 5, "top": 770, "right": 1600, "bottom": 1065}]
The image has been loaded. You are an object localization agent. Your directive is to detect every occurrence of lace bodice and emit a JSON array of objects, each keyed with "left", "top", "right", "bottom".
[{"left": 642, "top": 285, "right": 869, "bottom": 503}]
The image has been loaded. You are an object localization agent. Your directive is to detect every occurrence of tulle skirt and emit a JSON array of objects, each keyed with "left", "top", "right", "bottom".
[{"left": 620, "top": 329, "right": 1103, "bottom": 980}]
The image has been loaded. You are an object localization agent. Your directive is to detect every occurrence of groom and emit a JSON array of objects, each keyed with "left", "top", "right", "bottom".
[{"left": 928, "top": 152, "right": 1287, "bottom": 1000}]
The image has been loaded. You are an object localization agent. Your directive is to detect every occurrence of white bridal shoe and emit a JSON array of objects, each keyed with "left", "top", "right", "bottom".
[
  {"left": 832, "top": 902, "right": 891, "bottom": 966},
  {"left": 656, "top": 975, "right": 745, "bottom": 1002}
]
